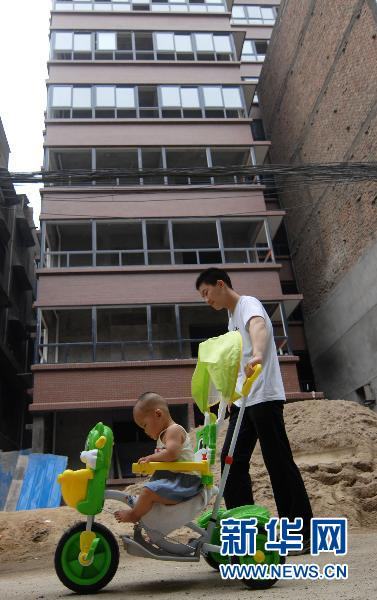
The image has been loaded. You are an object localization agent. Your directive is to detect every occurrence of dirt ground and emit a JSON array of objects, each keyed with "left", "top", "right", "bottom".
[
  {"left": 0, "top": 399, "right": 377, "bottom": 599},
  {"left": 0, "top": 529, "right": 376, "bottom": 600}
]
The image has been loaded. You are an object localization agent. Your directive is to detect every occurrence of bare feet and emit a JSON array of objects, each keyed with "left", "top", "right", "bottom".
[{"left": 114, "top": 509, "right": 137, "bottom": 523}]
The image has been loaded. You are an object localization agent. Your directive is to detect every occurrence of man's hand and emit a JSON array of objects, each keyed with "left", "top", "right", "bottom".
[{"left": 244, "top": 355, "right": 263, "bottom": 378}]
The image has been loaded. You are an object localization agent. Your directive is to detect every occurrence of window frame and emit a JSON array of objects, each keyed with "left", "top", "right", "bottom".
[
  {"left": 51, "top": 30, "right": 236, "bottom": 62},
  {"left": 48, "top": 84, "right": 247, "bottom": 119}
]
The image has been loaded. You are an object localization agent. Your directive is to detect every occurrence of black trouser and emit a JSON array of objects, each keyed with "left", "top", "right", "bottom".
[{"left": 221, "top": 401, "right": 313, "bottom": 533}]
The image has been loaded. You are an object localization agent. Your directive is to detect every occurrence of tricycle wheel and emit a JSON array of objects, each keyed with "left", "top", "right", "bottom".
[
  {"left": 230, "top": 532, "right": 285, "bottom": 590},
  {"left": 203, "top": 552, "right": 222, "bottom": 571},
  {"left": 55, "top": 522, "right": 119, "bottom": 594}
]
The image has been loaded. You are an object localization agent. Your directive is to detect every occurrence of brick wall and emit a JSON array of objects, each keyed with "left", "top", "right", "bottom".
[
  {"left": 258, "top": 0, "right": 377, "bottom": 315},
  {"left": 31, "top": 356, "right": 302, "bottom": 411}
]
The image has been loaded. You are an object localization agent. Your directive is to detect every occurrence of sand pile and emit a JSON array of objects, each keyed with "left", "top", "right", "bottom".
[
  {"left": 0, "top": 399, "right": 376, "bottom": 567},
  {"left": 127, "top": 399, "right": 377, "bottom": 527}
]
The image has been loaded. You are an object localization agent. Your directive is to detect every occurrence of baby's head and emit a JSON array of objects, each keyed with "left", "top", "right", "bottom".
[{"left": 133, "top": 392, "right": 171, "bottom": 440}]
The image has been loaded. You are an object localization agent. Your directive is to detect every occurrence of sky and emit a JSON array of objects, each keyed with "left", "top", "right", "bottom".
[{"left": 0, "top": 1, "right": 51, "bottom": 225}]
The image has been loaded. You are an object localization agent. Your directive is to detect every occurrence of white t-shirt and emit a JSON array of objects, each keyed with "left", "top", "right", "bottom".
[{"left": 228, "top": 295, "right": 285, "bottom": 407}]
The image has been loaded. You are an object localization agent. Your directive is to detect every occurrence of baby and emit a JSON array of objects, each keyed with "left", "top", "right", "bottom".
[{"left": 114, "top": 392, "right": 202, "bottom": 524}]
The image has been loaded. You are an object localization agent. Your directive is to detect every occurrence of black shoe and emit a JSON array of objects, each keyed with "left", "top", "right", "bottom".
[{"left": 289, "top": 537, "right": 311, "bottom": 556}]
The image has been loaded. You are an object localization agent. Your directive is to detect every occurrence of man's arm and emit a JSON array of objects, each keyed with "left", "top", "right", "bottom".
[{"left": 244, "top": 316, "right": 267, "bottom": 377}]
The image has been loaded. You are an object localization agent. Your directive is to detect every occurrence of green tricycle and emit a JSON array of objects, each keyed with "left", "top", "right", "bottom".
[{"left": 55, "top": 332, "right": 285, "bottom": 594}]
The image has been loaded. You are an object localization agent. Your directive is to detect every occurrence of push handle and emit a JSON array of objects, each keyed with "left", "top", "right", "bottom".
[{"left": 241, "top": 363, "right": 262, "bottom": 397}]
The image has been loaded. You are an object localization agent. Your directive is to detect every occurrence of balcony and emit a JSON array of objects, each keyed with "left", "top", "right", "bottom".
[
  {"left": 47, "top": 84, "right": 251, "bottom": 120},
  {"left": 52, "top": 0, "right": 231, "bottom": 15},
  {"left": 41, "top": 217, "right": 276, "bottom": 268},
  {"left": 0, "top": 167, "right": 18, "bottom": 206},
  {"left": 231, "top": 5, "right": 277, "bottom": 27},
  {"left": 36, "top": 301, "right": 291, "bottom": 364},
  {"left": 49, "top": 30, "right": 242, "bottom": 62},
  {"left": 45, "top": 145, "right": 270, "bottom": 187},
  {"left": 16, "top": 212, "right": 35, "bottom": 248},
  {"left": 12, "top": 244, "right": 35, "bottom": 293}
]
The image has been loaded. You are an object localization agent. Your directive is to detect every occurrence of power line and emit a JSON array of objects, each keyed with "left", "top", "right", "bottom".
[
  {"left": 2, "top": 162, "right": 377, "bottom": 186},
  {"left": 1, "top": 163, "right": 376, "bottom": 220}
]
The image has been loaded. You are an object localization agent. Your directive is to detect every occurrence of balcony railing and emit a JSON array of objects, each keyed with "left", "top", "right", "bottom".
[
  {"left": 38, "top": 335, "right": 289, "bottom": 364},
  {"left": 42, "top": 246, "right": 273, "bottom": 268}
]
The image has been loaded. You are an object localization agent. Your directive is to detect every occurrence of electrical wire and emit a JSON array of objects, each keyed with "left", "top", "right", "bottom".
[
  {"left": 1, "top": 162, "right": 376, "bottom": 220},
  {"left": 2, "top": 162, "right": 377, "bottom": 185}
]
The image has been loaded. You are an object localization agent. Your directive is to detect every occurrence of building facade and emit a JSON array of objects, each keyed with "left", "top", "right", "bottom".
[
  {"left": 0, "top": 118, "right": 38, "bottom": 451},
  {"left": 32, "top": 0, "right": 319, "bottom": 481},
  {"left": 258, "top": 0, "right": 377, "bottom": 406}
]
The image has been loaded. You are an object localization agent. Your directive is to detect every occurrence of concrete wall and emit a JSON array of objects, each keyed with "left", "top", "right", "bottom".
[
  {"left": 305, "top": 237, "right": 377, "bottom": 400},
  {"left": 258, "top": 0, "right": 377, "bottom": 402}
]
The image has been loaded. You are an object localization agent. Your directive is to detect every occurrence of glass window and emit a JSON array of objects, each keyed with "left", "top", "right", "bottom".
[
  {"left": 54, "top": 32, "right": 73, "bottom": 50},
  {"left": 243, "top": 41, "right": 254, "bottom": 54},
  {"left": 181, "top": 88, "right": 200, "bottom": 108},
  {"left": 155, "top": 33, "right": 174, "bottom": 50},
  {"left": 247, "top": 6, "right": 260, "bottom": 20},
  {"left": 73, "top": 33, "right": 91, "bottom": 51},
  {"left": 97, "top": 32, "right": 117, "bottom": 50},
  {"left": 222, "top": 87, "right": 243, "bottom": 108},
  {"left": 232, "top": 6, "right": 245, "bottom": 19},
  {"left": 261, "top": 7, "right": 275, "bottom": 21},
  {"left": 202, "top": 87, "right": 223, "bottom": 107},
  {"left": 213, "top": 35, "right": 231, "bottom": 53},
  {"left": 195, "top": 33, "right": 214, "bottom": 51},
  {"left": 160, "top": 86, "right": 181, "bottom": 107},
  {"left": 174, "top": 34, "right": 192, "bottom": 52},
  {"left": 135, "top": 32, "right": 154, "bottom": 51},
  {"left": 93, "top": 2, "right": 113, "bottom": 10},
  {"left": 51, "top": 86, "right": 72, "bottom": 107},
  {"left": 78, "top": 3, "right": 95, "bottom": 10},
  {"left": 116, "top": 87, "right": 136, "bottom": 107},
  {"left": 95, "top": 86, "right": 115, "bottom": 106},
  {"left": 72, "top": 87, "right": 92, "bottom": 107},
  {"left": 172, "top": 4, "right": 189, "bottom": 12},
  {"left": 117, "top": 32, "right": 132, "bottom": 50},
  {"left": 151, "top": 4, "right": 167, "bottom": 12}
]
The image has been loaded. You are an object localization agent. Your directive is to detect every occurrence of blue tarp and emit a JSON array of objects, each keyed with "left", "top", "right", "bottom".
[
  {"left": 0, "top": 449, "right": 31, "bottom": 510},
  {"left": 16, "top": 454, "right": 67, "bottom": 511}
]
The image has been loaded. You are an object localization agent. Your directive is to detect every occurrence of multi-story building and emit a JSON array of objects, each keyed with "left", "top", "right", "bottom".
[
  {"left": 258, "top": 0, "right": 377, "bottom": 406},
  {"left": 0, "top": 118, "right": 38, "bottom": 451},
  {"left": 31, "top": 0, "right": 319, "bottom": 482}
]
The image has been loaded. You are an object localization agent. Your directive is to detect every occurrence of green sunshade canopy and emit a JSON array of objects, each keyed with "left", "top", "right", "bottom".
[{"left": 191, "top": 331, "right": 242, "bottom": 414}]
